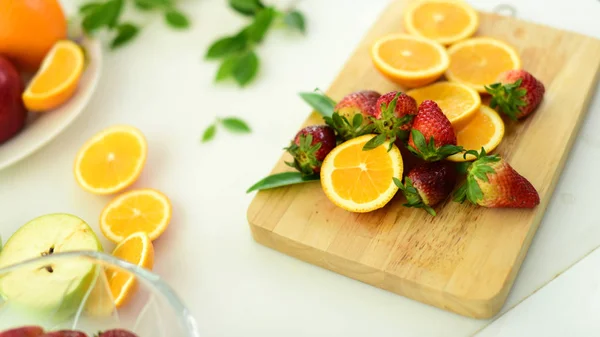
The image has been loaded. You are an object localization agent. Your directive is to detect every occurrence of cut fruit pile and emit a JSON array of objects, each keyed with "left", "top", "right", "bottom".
[{"left": 249, "top": 0, "right": 546, "bottom": 216}]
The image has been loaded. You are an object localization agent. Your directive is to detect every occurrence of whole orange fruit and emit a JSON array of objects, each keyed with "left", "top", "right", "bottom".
[{"left": 0, "top": 0, "right": 67, "bottom": 71}]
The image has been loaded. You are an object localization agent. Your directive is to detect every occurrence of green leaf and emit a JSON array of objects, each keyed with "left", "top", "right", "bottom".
[
  {"left": 247, "top": 171, "right": 319, "bottom": 193},
  {"left": 201, "top": 124, "right": 217, "bottom": 143},
  {"left": 229, "top": 0, "right": 265, "bottom": 16},
  {"left": 466, "top": 175, "right": 483, "bottom": 203},
  {"left": 393, "top": 177, "right": 403, "bottom": 188},
  {"left": 411, "top": 129, "right": 427, "bottom": 153},
  {"left": 363, "top": 134, "right": 387, "bottom": 151},
  {"left": 298, "top": 91, "right": 336, "bottom": 118},
  {"left": 110, "top": 23, "right": 140, "bottom": 49},
  {"left": 81, "top": 0, "right": 124, "bottom": 33},
  {"left": 453, "top": 183, "right": 468, "bottom": 203},
  {"left": 206, "top": 34, "right": 248, "bottom": 59},
  {"left": 352, "top": 114, "right": 363, "bottom": 129},
  {"left": 79, "top": 2, "right": 102, "bottom": 15},
  {"left": 233, "top": 50, "right": 259, "bottom": 86},
  {"left": 284, "top": 10, "right": 306, "bottom": 33},
  {"left": 215, "top": 55, "right": 240, "bottom": 81},
  {"left": 244, "top": 7, "right": 275, "bottom": 43},
  {"left": 165, "top": 9, "right": 190, "bottom": 29},
  {"left": 221, "top": 117, "right": 251, "bottom": 133}
]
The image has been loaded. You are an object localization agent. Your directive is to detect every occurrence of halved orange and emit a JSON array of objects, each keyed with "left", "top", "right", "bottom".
[
  {"left": 320, "top": 135, "right": 403, "bottom": 213},
  {"left": 100, "top": 188, "right": 173, "bottom": 244},
  {"left": 404, "top": 0, "right": 479, "bottom": 45},
  {"left": 371, "top": 34, "right": 449, "bottom": 88},
  {"left": 22, "top": 40, "right": 84, "bottom": 112},
  {"left": 107, "top": 232, "right": 154, "bottom": 307},
  {"left": 407, "top": 81, "right": 481, "bottom": 129},
  {"left": 446, "top": 37, "right": 521, "bottom": 93},
  {"left": 74, "top": 125, "right": 147, "bottom": 195},
  {"left": 447, "top": 105, "right": 505, "bottom": 162}
]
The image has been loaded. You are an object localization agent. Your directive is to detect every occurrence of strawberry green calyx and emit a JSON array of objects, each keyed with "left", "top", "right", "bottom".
[
  {"left": 485, "top": 79, "right": 527, "bottom": 121},
  {"left": 363, "top": 92, "right": 414, "bottom": 151},
  {"left": 453, "top": 148, "right": 500, "bottom": 204},
  {"left": 407, "top": 129, "right": 463, "bottom": 161},
  {"left": 324, "top": 112, "right": 375, "bottom": 142},
  {"left": 285, "top": 134, "right": 323, "bottom": 175},
  {"left": 393, "top": 177, "right": 436, "bottom": 216}
]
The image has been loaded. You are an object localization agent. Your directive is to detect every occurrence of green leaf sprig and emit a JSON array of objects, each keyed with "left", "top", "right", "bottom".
[
  {"left": 78, "top": 0, "right": 191, "bottom": 49},
  {"left": 202, "top": 116, "right": 252, "bottom": 143},
  {"left": 207, "top": 0, "right": 307, "bottom": 87}
]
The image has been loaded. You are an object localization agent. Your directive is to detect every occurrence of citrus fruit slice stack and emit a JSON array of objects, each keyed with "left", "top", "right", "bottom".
[
  {"left": 446, "top": 37, "right": 522, "bottom": 93},
  {"left": 407, "top": 81, "right": 481, "bottom": 129},
  {"left": 371, "top": 34, "right": 449, "bottom": 88},
  {"left": 101, "top": 188, "right": 173, "bottom": 244},
  {"left": 404, "top": 0, "right": 479, "bottom": 45},
  {"left": 447, "top": 105, "right": 505, "bottom": 162},
  {"left": 74, "top": 125, "right": 148, "bottom": 195},
  {"left": 23, "top": 40, "right": 85, "bottom": 112},
  {"left": 320, "top": 135, "right": 403, "bottom": 213},
  {"left": 107, "top": 232, "right": 155, "bottom": 307}
]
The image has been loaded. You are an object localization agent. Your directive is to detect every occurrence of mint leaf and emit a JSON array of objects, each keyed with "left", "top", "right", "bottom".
[
  {"left": 229, "top": 0, "right": 264, "bottom": 16},
  {"left": 215, "top": 55, "right": 240, "bottom": 81},
  {"left": 206, "top": 34, "right": 248, "bottom": 59},
  {"left": 233, "top": 50, "right": 259, "bottom": 86},
  {"left": 79, "top": 2, "right": 102, "bottom": 14},
  {"left": 111, "top": 23, "right": 139, "bottom": 49},
  {"left": 284, "top": 11, "right": 305, "bottom": 33},
  {"left": 81, "top": 0, "right": 124, "bottom": 33},
  {"left": 201, "top": 124, "right": 217, "bottom": 143},
  {"left": 298, "top": 91, "right": 337, "bottom": 118},
  {"left": 221, "top": 117, "right": 251, "bottom": 133},
  {"left": 244, "top": 7, "right": 275, "bottom": 43},
  {"left": 133, "top": 0, "right": 172, "bottom": 10},
  {"left": 165, "top": 9, "right": 190, "bottom": 29},
  {"left": 247, "top": 172, "right": 319, "bottom": 193}
]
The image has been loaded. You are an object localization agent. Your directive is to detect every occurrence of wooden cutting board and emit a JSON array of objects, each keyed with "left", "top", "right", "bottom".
[{"left": 247, "top": 0, "right": 600, "bottom": 319}]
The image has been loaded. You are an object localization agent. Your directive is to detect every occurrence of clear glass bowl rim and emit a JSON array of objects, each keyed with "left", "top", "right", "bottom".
[{"left": 0, "top": 250, "right": 200, "bottom": 337}]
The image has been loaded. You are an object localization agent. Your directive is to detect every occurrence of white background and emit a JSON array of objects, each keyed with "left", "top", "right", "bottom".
[{"left": 2, "top": 0, "right": 600, "bottom": 336}]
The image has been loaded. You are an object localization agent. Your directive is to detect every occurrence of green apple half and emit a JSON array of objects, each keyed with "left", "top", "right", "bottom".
[{"left": 0, "top": 213, "right": 103, "bottom": 320}]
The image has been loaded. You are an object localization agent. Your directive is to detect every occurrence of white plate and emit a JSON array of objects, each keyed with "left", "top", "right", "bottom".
[{"left": 0, "top": 37, "right": 102, "bottom": 171}]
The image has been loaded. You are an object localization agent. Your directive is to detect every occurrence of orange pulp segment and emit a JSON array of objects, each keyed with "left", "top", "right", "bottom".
[{"left": 447, "top": 105, "right": 505, "bottom": 162}]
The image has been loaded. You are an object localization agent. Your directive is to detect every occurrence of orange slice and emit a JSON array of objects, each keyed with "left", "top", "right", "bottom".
[
  {"left": 447, "top": 105, "right": 505, "bottom": 162},
  {"left": 446, "top": 37, "right": 521, "bottom": 93},
  {"left": 371, "top": 34, "right": 450, "bottom": 88},
  {"left": 22, "top": 40, "right": 84, "bottom": 112},
  {"left": 100, "top": 188, "right": 173, "bottom": 244},
  {"left": 407, "top": 81, "right": 481, "bottom": 129},
  {"left": 320, "top": 135, "right": 403, "bottom": 213},
  {"left": 404, "top": 0, "right": 479, "bottom": 45},
  {"left": 74, "top": 125, "right": 147, "bottom": 195},
  {"left": 107, "top": 232, "right": 154, "bottom": 307}
]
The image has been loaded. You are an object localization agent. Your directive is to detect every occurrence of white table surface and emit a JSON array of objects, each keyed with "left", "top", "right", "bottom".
[{"left": 1, "top": 0, "right": 599, "bottom": 336}]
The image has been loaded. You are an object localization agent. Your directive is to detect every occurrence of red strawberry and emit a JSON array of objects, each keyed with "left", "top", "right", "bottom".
[
  {"left": 0, "top": 326, "right": 44, "bottom": 337},
  {"left": 40, "top": 331, "right": 87, "bottom": 337},
  {"left": 453, "top": 148, "right": 540, "bottom": 208},
  {"left": 373, "top": 91, "right": 418, "bottom": 131},
  {"left": 407, "top": 100, "right": 463, "bottom": 161},
  {"left": 394, "top": 162, "right": 456, "bottom": 216},
  {"left": 97, "top": 330, "right": 138, "bottom": 337},
  {"left": 364, "top": 91, "right": 417, "bottom": 148},
  {"left": 485, "top": 70, "right": 545, "bottom": 120},
  {"left": 285, "top": 125, "right": 336, "bottom": 175},
  {"left": 326, "top": 90, "right": 380, "bottom": 141}
]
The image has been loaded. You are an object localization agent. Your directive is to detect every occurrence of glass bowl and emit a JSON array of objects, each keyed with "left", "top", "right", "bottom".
[{"left": 0, "top": 251, "right": 200, "bottom": 336}]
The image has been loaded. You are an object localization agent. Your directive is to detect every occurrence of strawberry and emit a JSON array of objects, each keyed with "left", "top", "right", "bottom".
[
  {"left": 97, "top": 330, "right": 138, "bottom": 337},
  {"left": 285, "top": 125, "right": 336, "bottom": 175},
  {"left": 394, "top": 162, "right": 456, "bottom": 216},
  {"left": 407, "top": 100, "right": 463, "bottom": 161},
  {"left": 453, "top": 148, "right": 540, "bottom": 208},
  {"left": 364, "top": 91, "right": 417, "bottom": 149},
  {"left": 485, "top": 70, "right": 545, "bottom": 120},
  {"left": 325, "top": 90, "right": 380, "bottom": 141}
]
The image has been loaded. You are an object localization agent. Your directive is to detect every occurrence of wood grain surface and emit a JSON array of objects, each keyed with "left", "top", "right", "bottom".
[{"left": 247, "top": 0, "right": 600, "bottom": 318}]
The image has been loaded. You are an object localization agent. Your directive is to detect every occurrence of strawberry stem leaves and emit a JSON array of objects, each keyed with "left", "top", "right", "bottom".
[
  {"left": 407, "top": 129, "right": 463, "bottom": 161},
  {"left": 246, "top": 171, "right": 319, "bottom": 193},
  {"left": 324, "top": 112, "right": 375, "bottom": 142},
  {"left": 394, "top": 177, "right": 436, "bottom": 216},
  {"left": 284, "top": 134, "right": 323, "bottom": 176},
  {"left": 453, "top": 147, "right": 500, "bottom": 204},
  {"left": 363, "top": 133, "right": 388, "bottom": 151},
  {"left": 485, "top": 79, "right": 527, "bottom": 121}
]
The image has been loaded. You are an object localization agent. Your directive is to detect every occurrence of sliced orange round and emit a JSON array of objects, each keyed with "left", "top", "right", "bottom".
[
  {"left": 446, "top": 37, "right": 521, "bottom": 93},
  {"left": 74, "top": 125, "right": 147, "bottom": 195},
  {"left": 100, "top": 188, "right": 173, "bottom": 244},
  {"left": 22, "top": 40, "right": 84, "bottom": 112},
  {"left": 107, "top": 232, "right": 154, "bottom": 308},
  {"left": 371, "top": 34, "right": 449, "bottom": 88},
  {"left": 447, "top": 105, "right": 505, "bottom": 162},
  {"left": 407, "top": 81, "right": 481, "bottom": 129},
  {"left": 404, "top": 0, "right": 479, "bottom": 45},
  {"left": 320, "top": 135, "right": 403, "bottom": 213}
]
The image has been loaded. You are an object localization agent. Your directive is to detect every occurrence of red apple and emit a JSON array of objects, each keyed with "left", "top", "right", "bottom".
[
  {"left": 0, "top": 326, "right": 44, "bottom": 337},
  {"left": 0, "top": 55, "right": 27, "bottom": 144}
]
